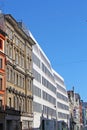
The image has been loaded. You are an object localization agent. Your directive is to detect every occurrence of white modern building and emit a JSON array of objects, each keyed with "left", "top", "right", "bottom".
[
  {"left": 32, "top": 42, "right": 69, "bottom": 129},
  {"left": 53, "top": 70, "right": 69, "bottom": 125}
]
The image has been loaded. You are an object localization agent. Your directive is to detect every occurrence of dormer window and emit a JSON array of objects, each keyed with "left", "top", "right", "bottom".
[{"left": 0, "top": 39, "right": 3, "bottom": 49}]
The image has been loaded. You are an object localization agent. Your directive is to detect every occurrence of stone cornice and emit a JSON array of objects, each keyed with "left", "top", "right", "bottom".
[{"left": 6, "top": 86, "right": 33, "bottom": 99}]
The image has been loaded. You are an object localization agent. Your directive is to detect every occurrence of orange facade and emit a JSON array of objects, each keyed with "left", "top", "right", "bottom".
[{"left": 0, "top": 29, "right": 6, "bottom": 110}]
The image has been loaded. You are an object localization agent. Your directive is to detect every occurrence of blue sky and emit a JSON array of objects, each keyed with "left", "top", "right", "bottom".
[{"left": 1, "top": 0, "right": 87, "bottom": 101}]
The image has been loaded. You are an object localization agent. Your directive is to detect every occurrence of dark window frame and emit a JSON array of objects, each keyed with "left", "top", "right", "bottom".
[
  {"left": 9, "top": 97, "right": 11, "bottom": 108},
  {"left": 0, "top": 100, "right": 2, "bottom": 107},
  {"left": 0, "top": 58, "right": 2, "bottom": 69},
  {"left": 0, "top": 39, "right": 3, "bottom": 49},
  {"left": 0, "top": 78, "right": 2, "bottom": 90}
]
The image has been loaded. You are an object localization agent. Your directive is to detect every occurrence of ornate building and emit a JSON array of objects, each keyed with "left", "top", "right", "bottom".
[
  {"left": 0, "top": 13, "right": 35, "bottom": 130},
  {"left": 67, "top": 89, "right": 81, "bottom": 130},
  {"left": 0, "top": 26, "right": 7, "bottom": 130},
  {"left": 82, "top": 101, "right": 87, "bottom": 129}
]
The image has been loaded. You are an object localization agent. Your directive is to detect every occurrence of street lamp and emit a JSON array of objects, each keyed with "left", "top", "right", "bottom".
[{"left": 54, "top": 105, "right": 58, "bottom": 130}]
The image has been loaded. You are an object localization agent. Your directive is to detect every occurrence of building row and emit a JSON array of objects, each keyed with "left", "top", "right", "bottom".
[
  {"left": 67, "top": 89, "right": 87, "bottom": 130},
  {"left": 0, "top": 13, "right": 87, "bottom": 130}
]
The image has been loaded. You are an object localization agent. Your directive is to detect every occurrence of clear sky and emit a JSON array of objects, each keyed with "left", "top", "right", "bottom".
[{"left": 0, "top": 0, "right": 87, "bottom": 101}]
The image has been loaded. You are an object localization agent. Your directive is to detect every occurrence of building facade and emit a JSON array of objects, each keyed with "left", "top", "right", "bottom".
[
  {"left": 67, "top": 89, "right": 81, "bottom": 130},
  {"left": 82, "top": 102, "right": 87, "bottom": 129},
  {"left": 32, "top": 43, "right": 69, "bottom": 129},
  {"left": 0, "top": 28, "right": 6, "bottom": 107},
  {"left": 0, "top": 27, "right": 7, "bottom": 130},
  {"left": 53, "top": 70, "right": 69, "bottom": 129},
  {"left": 0, "top": 12, "right": 70, "bottom": 130},
  {"left": 0, "top": 13, "right": 35, "bottom": 130}
]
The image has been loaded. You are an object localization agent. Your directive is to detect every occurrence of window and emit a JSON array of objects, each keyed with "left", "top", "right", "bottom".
[
  {"left": 9, "top": 45, "right": 12, "bottom": 58},
  {"left": 21, "top": 99, "right": 23, "bottom": 112},
  {"left": 23, "top": 77, "right": 24, "bottom": 88},
  {"left": 17, "top": 97, "right": 19, "bottom": 110},
  {"left": 15, "top": 51, "right": 19, "bottom": 64},
  {"left": 10, "top": 69, "right": 13, "bottom": 82},
  {"left": 15, "top": 36, "right": 19, "bottom": 46},
  {"left": 14, "top": 96, "right": 17, "bottom": 110},
  {"left": 0, "top": 78, "right": 2, "bottom": 90},
  {"left": 29, "top": 80, "right": 32, "bottom": 91},
  {"left": 14, "top": 96, "right": 15, "bottom": 108},
  {"left": 19, "top": 75, "right": 21, "bottom": 87},
  {"left": 0, "top": 59, "right": 2, "bottom": 69},
  {"left": 33, "top": 69, "right": 41, "bottom": 83},
  {"left": 14, "top": 72, "right": 16, "bottom": 84},
  {"left": 23, "top": 98, "right": 25, "bottom": 112},
  {"left": 16, "top": 74, "right": 18, "bottom": 85},
  {"left": 18, "top": 75, "right": 20, "bottom": 86},
  {"left": 7, "top": 68, "right": 10, "bottom": 81},
  {"left": 22, "top": 43, "right": 24, "bottom": 51},
  {"left": 5, "top": 41, "right": 8, "bottom": 55},
  {"left": 21, "top": 77, "right": 25, "bottom": 88},
  {"left": 22, "top": 55, "right": 24, "bottom": 68},
  {"left": 26, "top": 58, "right": 29, "bottom": 69},
  {"left": 20, "top": 54, "right": 22, "bottom": 67},
  {"left": 0, "top": 100, "right": 2, "bottom": 108},
  {"left": 33, "top": 102, "right": 41, "bottom": 113},
  {"left": 33, "top": 85, "right": 41, "bottom": 97},
  {"left": 19, "top": 53, "right": 21, "bottom": 66},
  {"left": 9, "top": 97, "right": 11, "bottom": 108},
  {"left": 32, "top": 53, "right": 40, "bottom": 68},
  {"left": 28, "top": 79, "right": 32, "bottom": 91},
  {"left": 6, "top": 26, "right": 13, "bottom": 40},
  {"left": 30, "top": 100, "right": 32, "bottom": 113},
  {"left": 19, "top": 98, "right": 22, "bottom": 111},
  {"left": 0, "top": 39, "right": 2, "bottom": 49}
]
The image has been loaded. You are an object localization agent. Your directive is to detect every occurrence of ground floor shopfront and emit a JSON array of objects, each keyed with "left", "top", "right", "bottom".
[{"left": 0, "top": 109, "right": 33, "bottom": 130}]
